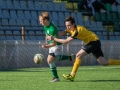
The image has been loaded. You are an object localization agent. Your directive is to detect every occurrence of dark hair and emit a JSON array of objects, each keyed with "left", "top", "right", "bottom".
[{"left": 65, "top": 16, "right": 75, "bottom": 24}]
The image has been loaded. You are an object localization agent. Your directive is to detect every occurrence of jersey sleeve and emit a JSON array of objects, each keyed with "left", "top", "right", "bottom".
[
  {"left": 71, "top": 30, "right": 78, "bottom": 39},
  {"left": 65, "top": 29, "right": 78, "bottom": 39}
]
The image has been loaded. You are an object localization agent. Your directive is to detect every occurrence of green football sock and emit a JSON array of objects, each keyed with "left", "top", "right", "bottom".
[
  {"left": 49, "top": 62, "right": 58, "bottom": 78},
  {"left": 50, "top": 67, "right": 58, "bottom": 78},
  {"left": 55, "top": 55, "right": 71, "bottom": 61}
]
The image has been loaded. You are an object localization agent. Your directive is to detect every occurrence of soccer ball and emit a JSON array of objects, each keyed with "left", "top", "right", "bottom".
[{"left": 34, "top": 54, "right": 44, "bottom": 64}]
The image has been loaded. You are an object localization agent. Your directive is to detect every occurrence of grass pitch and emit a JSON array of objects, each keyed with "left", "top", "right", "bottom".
[{"left": 0, "top": 66, "right": 120, "bottom": 90}]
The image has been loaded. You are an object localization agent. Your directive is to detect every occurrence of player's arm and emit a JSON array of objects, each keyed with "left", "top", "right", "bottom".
[
  {"left": 54, "top": 37, "right": 73, "bottom": 44},
  {"left": 44, "top": 27, "right": 57, "bottom": 48},
  {"left": 48, "top": 36, "right": 73, "bottom": 44},
  {"left": 42, "top": 40, "right": 56, "bottom": 49},
  {"left": 45, "top": 40, "right": 56, "bottom": 47},
  {"left": 58, "top": 30, "right": 67, "bottom": 38}
]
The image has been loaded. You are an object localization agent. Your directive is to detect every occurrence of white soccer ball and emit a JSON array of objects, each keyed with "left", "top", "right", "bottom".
[{"left": 34, "top": 54, "right": 44, "bottom": 64}]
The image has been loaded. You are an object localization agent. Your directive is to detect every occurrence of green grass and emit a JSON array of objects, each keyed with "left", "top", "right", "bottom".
[{"left": 0, "top": 66, "right": 120, "bottom": 90}]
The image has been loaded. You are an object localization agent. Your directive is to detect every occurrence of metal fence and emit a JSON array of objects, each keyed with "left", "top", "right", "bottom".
[{"left": 0, "top": 40, "right": 120, "bottom": 69}]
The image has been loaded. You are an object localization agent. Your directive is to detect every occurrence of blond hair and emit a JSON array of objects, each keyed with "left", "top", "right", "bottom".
[{"left": 39, "top": 12, "right": 50, "bottom": 21}]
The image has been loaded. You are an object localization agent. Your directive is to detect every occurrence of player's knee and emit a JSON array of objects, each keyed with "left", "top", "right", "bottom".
[
  {"left": 97, "top": 57, "right": 108, "bottom": 66},
  {"left": 76, "top": 53, "right": 86, "bottom": 58},
  {"left": 47, "top": 60, "right": 53, "bottom": 64},
  {"left": 47, "top": 58, "right": 55, "bottom": 64}
]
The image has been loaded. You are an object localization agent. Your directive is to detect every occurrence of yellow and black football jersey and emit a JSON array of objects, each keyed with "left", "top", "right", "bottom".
[{"left": 65, "top": 25, "right": 99, "bottom": 44}]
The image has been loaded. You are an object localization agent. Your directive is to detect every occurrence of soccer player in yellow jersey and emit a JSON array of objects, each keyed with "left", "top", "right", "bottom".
[{"left": 47, "top": 16, "right": 120, "bottom": 81}]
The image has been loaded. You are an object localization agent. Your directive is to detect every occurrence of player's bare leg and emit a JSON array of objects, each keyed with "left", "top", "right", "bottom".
[{"left": 97, "top": 56, "right": 120, "bottom": 65}]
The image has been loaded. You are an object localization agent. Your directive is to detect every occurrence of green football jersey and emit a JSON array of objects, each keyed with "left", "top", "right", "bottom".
[{"left": 44, "top": 21, "right": 61, "bottom": 45}]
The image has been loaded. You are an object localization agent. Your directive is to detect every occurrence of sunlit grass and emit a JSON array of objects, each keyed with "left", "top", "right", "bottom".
[{"left": 0, "top": 66, "right": 120, "bottom": 90}]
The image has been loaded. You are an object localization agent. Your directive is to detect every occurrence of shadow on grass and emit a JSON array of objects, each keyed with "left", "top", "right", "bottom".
[
  {"left": 90, "top": 80, "right": 120, "bottom": 82},
  {"left": 0, "top": 69, "right": 47, "bottom": 72},
  {"left": 62, "top": 80, "right": 120, "bottom": 82}
]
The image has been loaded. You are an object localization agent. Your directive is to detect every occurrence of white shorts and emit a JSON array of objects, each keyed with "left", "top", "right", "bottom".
[{"left": 49, "top": 45, "right": 62, "bottom": 56}]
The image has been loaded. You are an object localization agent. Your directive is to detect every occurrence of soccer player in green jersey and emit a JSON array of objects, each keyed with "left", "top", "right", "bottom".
[
  {"left": 47, "top": 16, "right": 120, "bottom": 81},
  {"left": 39, "top": 12, "right": 74, "bottom": 82}
]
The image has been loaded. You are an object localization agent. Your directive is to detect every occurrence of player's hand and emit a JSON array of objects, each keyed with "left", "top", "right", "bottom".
[
  {"left": 47, "top": 36, "right": 54, "bottom": 40},
  {"left": 41, "top": 44, "right": 47, "bottom": 49}
]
